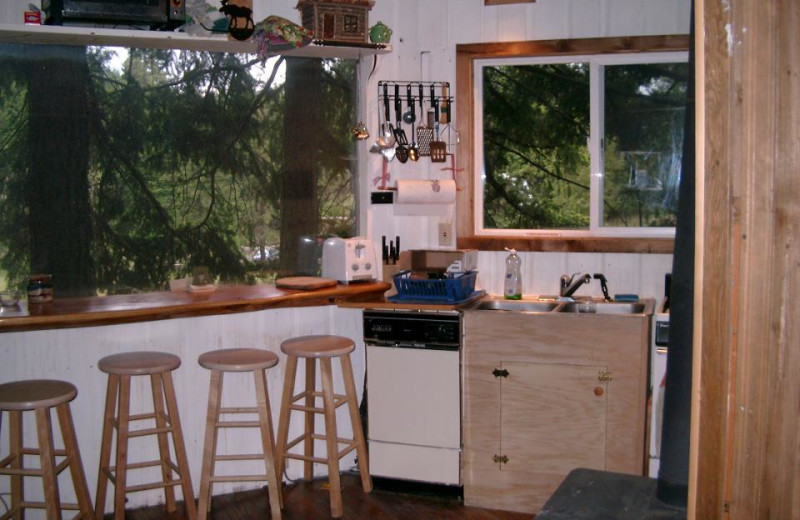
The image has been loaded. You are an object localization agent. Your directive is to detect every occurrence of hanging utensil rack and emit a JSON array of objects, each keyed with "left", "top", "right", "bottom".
[{"left": 376, "top": 80, "right": 456, "bottom": 158}]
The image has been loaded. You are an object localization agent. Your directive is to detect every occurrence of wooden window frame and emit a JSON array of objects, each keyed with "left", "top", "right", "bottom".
[{"left": 455, "top": 35, "right": 690, "bottom": 254}]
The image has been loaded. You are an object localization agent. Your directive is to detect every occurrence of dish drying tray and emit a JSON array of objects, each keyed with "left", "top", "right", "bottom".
[{"left": 388, "top": 270, "right": 480, "bottom": 304}]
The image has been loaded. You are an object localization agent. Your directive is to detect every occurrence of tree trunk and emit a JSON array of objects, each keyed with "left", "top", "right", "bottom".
[
  {"left": 279, "top": 58, "right": 322, "bottom": 275},
  {"left": 26, "top": 45, "right": 94, "bottom": 296}
]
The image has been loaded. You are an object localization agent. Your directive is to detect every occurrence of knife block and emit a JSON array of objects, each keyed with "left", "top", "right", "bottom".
[{"left": 382, "top": 251, "right": 410, "bottom": 297}]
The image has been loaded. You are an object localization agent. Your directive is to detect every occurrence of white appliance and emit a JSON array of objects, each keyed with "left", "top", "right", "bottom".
[
  {"left": 649, "top": 298, "right": 670, "bottom": 477},
  {"left": 321, "top": 237, "right": 379, "bottom": 283},
  {"left": 363, "top": 310, "right": 462, "bottom": 486}
]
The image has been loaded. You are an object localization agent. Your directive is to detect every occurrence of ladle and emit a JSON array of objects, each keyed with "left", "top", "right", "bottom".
[{"left": 406, "top": 85, "right": 419, "bottom": 162}]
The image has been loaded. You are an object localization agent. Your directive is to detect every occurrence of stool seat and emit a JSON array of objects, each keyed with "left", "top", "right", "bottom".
[
  {"left": 98, "top": 351, "right": 181, "bottom": 375},
  {"left": 198, "top": 348, "right": 279, "bottom": 372},
  {"left": 0, "top": 379, "right": 77, "bottom": 410},
  {"left": 280, "top": 335, "right": 355, "bottom": 358}
]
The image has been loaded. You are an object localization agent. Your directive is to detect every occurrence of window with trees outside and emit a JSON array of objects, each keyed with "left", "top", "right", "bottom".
[
  {"left": 456, "top": 36, "right": 690, "bottom": 252},
  {"left": 0, "top": 44, "right": 359, "bottom": 297}
]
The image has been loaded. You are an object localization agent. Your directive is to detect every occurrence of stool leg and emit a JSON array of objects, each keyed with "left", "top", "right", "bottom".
[
  {"left": 161, "top": 371, "right": 198, "bottom": 520},
  {"left": 319, "top": 358, "right": 343, "bottom": 518},
  {"left": 35, "top": 407, "right": 61, "bottom": 520},
  {"left": 9, "top": 410, "right": 24, "bottom": 520},
  {"left": 254, "top": 368, "right": 283, "bottom": 519},
  {"left": 150, "top": 373, "right": 177, "bottom": 512},
  {"left": 276, "top": 355, "right": 298, "bottom": 479},
  {"left": 113, "top": 375, "right": 132, "bottom": 520},
  {"left": 303, "top": 358, "right": 316, "bottom": 481},
  {"left": 198, "top": 370, "right": 223, "bottom": 520},
  {"left": 55, "top": 402, "right": 93, "bottom": 517},
  {"left": 95, "top": 373, "right": 119, "bottom": 520},
  {"left": 340, "top": 354, "right": 372, "bottom": 493}
]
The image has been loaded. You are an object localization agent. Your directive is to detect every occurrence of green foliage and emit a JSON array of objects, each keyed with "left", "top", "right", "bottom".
[{"left": 0, "top": 44, "right": 357, "bottom": 294}]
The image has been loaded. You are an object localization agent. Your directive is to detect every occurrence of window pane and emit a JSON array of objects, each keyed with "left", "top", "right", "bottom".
[
  {"left": 0, "top": 45, "right": 357, "bottom": 296},
  {"left": 602, "top": 62, "right": 688, "bottom": 227},
  {"left": 482, "top": 62, "right": 590, "bottom": 230}
]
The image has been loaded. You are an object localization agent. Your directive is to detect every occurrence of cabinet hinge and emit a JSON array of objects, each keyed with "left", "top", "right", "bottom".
[
  {"left": 493, "top": 454, "right": 509, "bottom": 465},
  {"left": 598, "top": 370, "right": 613, "bottom": 382},
  {"left": 492, "top": 368, "right": 509, "bottom": 378}
]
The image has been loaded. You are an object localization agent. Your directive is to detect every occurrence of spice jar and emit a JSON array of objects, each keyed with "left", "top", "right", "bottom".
[{"left": 27, "top": 274, "right": 53, "bottom": 303}]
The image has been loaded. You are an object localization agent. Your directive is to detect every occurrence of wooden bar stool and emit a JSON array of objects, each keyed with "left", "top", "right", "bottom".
[
  {"left": 276, "top": 335, "right": 371, "bottom": 518},
  {"left": 95, "top": 351, "right": 197, "bottom": 520},
  {"left": 0, "top": 379, "right": 93, "bottom": 520},
  {"left": 197, "top": 348, "right": 283, "bottom": 520}
]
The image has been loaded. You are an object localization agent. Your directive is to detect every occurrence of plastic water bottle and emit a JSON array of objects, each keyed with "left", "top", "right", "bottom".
[{"left": 503, "top": 248, "right": 522, "bottom": 300}]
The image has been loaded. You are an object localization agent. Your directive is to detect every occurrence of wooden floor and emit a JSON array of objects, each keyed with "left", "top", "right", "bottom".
[{"left": 118, "top": 472, "right": 532, "bottom": 520}]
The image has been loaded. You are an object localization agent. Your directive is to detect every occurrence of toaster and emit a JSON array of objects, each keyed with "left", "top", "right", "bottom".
[{"left": 322, "top": 237, "right": 379, "bottom": 283}]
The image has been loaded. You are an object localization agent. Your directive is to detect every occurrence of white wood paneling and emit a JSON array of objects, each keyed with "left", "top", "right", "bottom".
[{"left": 0, "top": 306, "right": 365, "bottom": 509}]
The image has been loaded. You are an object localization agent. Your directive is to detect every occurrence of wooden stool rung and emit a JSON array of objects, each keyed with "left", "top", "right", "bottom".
[
  {"left": 20, "top": 500, "right": 81, "bottom": 510},
  {"left": 218, "top": 406, "right": 259, "bottom": 414},
  {"left": 289, "top": 403, "right": 325, "bottom": 413},
  {"left": 125, "top": 477, "right": 185, "bottom": 493},
  {"left": 0, "top": 466, "right": 43, "bottom": 477},
  {"left": 0, "top": 453, "right": 15, "bottom": 467},
  {"left": 337, "top": 440, "right": 358, "bottom": 458},
  {"left": 283, "top": 452, "right": 329, "bottom": 465},
  {"left": 214, "top": 453, "right": 270, "bottom": 462},
  {"left": 214, "top": 420, "right": 262, "bottom": 428},
  {"left": 127, "top": 424, "right": 174, "bottom": 438},
  {"left": 209, "top": 474, "right": 271, "bottom": 483}
]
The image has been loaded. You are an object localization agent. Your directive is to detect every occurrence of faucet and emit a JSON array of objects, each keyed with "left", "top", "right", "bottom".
[
  {"left": 560, "top": 273, "right": 592, "bottom": 299},
  {"left": 593, "top": 273, "right": 612, "bottom": 301}
]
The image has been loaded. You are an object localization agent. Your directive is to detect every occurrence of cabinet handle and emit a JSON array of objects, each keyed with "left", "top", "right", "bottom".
[
  {"left": 492, "top": 368, "right": 509, "bottom": 378},
  {"left": 594, "top": 386, "right": 604, "bottom": 396}
]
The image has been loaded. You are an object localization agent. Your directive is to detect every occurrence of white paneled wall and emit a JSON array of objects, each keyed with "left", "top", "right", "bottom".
[
  {"left": 0, "top": 306, "right": 365, "bottom": 509},
  {"left": 360, "top": 0, "right": 690, "bottom": 298}
]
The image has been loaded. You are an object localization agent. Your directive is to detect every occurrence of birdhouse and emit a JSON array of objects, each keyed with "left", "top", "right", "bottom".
[{"left": 296, "top": 0, "right": 374, "bottom": 44}]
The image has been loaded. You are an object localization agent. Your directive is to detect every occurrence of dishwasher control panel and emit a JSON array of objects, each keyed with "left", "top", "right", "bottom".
[{"left": 363, "top": 310, "right": 461, "bottom": 350}]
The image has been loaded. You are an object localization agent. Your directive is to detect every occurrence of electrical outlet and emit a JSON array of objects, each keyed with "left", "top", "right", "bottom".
[{"left": 438, "top": 222, "right": 453, "bottom": 246}]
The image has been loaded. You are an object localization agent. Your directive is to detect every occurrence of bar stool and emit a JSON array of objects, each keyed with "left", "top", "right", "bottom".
[
  {"left": 95, "top": 351, "right": 197, "bottom": 520},
  {"left": 276, "top": 335, "right": 371, "bottom": 518},
  {"left": 0, "top": 379, "right": 93, "bottom": 520},
  {"left": 197, "top": 348, "right": 283, "bottom": 520}
]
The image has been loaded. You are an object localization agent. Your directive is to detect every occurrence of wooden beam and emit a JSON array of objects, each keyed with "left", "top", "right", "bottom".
[{"left": 692, "top": 0, "right": 800, "bottom": 518}]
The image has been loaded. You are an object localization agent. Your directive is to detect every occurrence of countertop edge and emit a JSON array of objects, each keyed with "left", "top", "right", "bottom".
[{"left": 0, "top": 282, "right": 391, "bottom": 333}]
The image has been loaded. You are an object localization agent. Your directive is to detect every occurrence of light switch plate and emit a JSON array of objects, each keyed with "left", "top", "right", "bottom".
[{"left": 438, "top": 222, "right": 454, "bottom": 246}]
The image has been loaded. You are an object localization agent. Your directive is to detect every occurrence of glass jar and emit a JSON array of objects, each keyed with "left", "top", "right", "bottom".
[{"left": 27, "top": 274, "right": 53, "bottom": 303}]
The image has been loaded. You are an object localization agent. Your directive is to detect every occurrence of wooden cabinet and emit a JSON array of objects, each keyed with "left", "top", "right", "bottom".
[{"left": 462, "top": 309, "right": 650, "bottom": 514}]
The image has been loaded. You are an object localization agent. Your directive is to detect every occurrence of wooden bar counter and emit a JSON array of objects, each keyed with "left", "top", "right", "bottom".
[{"left": 0, "top": 282, "right": 390, "bottom": 333}]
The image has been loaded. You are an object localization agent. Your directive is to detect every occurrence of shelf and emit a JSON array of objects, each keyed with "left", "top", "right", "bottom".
[{"left": 0, "top": 23, "right": 391, "bottom": 59}]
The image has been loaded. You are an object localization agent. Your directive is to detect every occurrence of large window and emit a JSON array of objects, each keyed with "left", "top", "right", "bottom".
[
  {"left": 0, "top": 44, "right": 358, "bottom": 296},
  {"left": 456, "top": 36, "right": 691, "bottom": 252}
]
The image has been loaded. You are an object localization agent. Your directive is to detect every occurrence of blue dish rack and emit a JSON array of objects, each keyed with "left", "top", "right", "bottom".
[{"left": 389, "top": 270, "right": 480, "bottom": 304}]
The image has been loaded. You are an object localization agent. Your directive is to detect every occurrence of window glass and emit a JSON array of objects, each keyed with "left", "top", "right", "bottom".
[
  {"left": 0, "top": 44, "right": 358, "bottom": 296},
  {"left": 602, "top": 63, "right": 687, "bottom": 228},
  {"left": 477, "top": 53, "right": 687, "bottom": 236},
  {"left": 482, "top": 62, "right": 590, "bottom": 230}
]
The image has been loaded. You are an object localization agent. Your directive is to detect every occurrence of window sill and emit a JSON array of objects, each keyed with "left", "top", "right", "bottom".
[
  {"left": 0, "top": 282, "right": 390, "bottom": 333},
  {"left": 457, "top": 235, "right": 673, "bottom": 254}
]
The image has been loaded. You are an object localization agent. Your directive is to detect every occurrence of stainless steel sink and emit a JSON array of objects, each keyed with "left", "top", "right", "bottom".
[
  {"left": 472, "top": 299, "right": 560, "bottom": 312},
  {"left": 558, "top": 302, "right": 646, "bottom": 314}
]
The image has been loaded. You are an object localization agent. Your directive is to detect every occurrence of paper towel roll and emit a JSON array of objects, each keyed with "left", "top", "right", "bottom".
[{"left": 395, "top": 179, "right": 456, "bottom": 205}]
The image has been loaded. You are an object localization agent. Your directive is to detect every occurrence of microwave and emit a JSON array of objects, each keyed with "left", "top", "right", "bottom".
[{"left": 43, "top": 0, "right": 185, "bottom": 29}]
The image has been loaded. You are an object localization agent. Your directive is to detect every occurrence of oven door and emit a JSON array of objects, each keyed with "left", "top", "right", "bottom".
[{"left": 366, "top": 344, "right": 461, "bottom": 484}]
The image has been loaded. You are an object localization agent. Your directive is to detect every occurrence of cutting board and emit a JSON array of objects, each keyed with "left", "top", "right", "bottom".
[{"left": 276, "top": 277, "right": 338, "bottom": 290}]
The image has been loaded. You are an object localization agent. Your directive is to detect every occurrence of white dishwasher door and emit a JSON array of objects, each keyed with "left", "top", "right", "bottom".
[{"left": 366, "top": 345, "right": 461, "bottom": 483}]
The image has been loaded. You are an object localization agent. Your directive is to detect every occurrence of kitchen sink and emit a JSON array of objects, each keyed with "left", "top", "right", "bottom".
[
  {"left": 472, "top": 299, "right": 560, "bottom": 312},
  {"left": 470, "top": 297, "right": 649, "bottom": 315},
  {"left": 558, "top": 302, "right": 647, "bottom": 314}
]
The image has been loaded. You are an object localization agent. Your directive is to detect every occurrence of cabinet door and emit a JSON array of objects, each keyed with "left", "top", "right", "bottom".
[{"left": 501, "top": 361, "right": 607, "bottom": 475}]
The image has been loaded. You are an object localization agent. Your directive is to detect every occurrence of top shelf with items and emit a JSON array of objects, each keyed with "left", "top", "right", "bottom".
[{"left": 0, "top": 23, "right": 391, "bottom": 59}]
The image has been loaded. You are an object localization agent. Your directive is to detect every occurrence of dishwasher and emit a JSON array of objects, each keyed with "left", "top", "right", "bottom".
[{"left": 363, "top": 309, "right": 462, "bottom": 486}]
